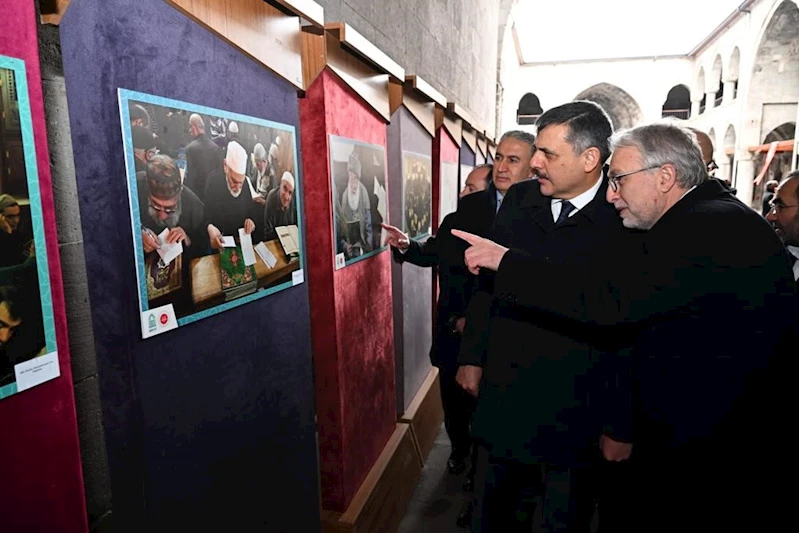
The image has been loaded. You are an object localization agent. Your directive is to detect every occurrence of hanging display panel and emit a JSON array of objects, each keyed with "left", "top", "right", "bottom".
[
  {"left": 401, "top": 151, "right": 431, "bottom": 241},
  {"left": 439, "top": 160, "right": 459, "bottom": 225},
  {"left": 330, "top": 134, "right": 388, "bottom": 269},
  {"left": 118, "top": 89, "right": 303, "bottom": 337},
  {"left": 0, "top": 55, "right": 59, "bottom": 400}
]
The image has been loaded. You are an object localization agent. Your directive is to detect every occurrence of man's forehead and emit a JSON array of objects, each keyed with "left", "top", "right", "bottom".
[
  {"left": 498, "top": 137, "right": 531, "bottom": 156},
  {"left": 609, "top": 146, "right": 642, "bottom": 167},
  {"left": 150, "top": 194, "right": 178, "bottom": 206},
  {"left": 777, "top": 178, "right": 799, "bottom": 197}
]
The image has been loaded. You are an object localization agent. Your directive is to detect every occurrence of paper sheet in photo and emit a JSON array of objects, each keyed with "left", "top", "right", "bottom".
[
  {"left": 156, "top": 228, "right": 183, "bottom": 265},
  {"left": 221, "top": 235, "right": 236, "bottom": 248},
  {"left": 255, "top": 242, "right": 277, "bottom": 268},
  {"left": 238, "top": 228, "right": 257, "bottom": 266}
]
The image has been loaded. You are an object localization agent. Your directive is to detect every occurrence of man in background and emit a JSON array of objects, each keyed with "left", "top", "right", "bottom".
[
  {"left": 263, "top": 172, "right": 297, "bottom": 242},
  {"left": 767, "top": 170, "right": 799, "bottom": 286},
  {"left": 184, "top": 113, "right": 222, "bottom": 203},
  {"left": 204, "top": 141, "right": 258, "bottom": 248}
]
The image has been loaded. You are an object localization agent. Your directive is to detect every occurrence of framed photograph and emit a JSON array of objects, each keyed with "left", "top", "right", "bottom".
[
  {"left": 0, "top": 55, "right": 60, "bottom": 400},
  {"left": 439, "top": 161, "right": 459, "bottom": 224},
  {"left": 329, "top": 135, "right": 388, "bottom": 269},
  {"left": 402, "top": 151, "right": 431, "bottom": 241},
  {"left": 118, "top": 89, "right": 304, "bottom": 338}
]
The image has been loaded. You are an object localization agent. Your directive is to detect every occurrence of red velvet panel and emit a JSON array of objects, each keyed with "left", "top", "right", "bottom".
[
  {"left": 0, "top": 2, "right": 87, "bottom": 532},
  {"left": 301, "top": 69, "right": 396, "bottom": 512}
]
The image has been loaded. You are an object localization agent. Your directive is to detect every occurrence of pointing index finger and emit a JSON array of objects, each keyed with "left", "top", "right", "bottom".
[{"left": 451, "top": 229, "right": 481, "bottom": 245}]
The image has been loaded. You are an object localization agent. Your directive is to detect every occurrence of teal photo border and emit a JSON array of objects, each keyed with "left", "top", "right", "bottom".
[
  {"left": 401, "top": 150, "right": 432, "bottom": 242},
  {"left": 117, "top": 89, "right": 305, "bottom": 334},
  {"left": 0, "top": 55, "right": 59, "bottom": 400},
  {"left": 329, "top": 135, "right": 389, "bottom": 269}
]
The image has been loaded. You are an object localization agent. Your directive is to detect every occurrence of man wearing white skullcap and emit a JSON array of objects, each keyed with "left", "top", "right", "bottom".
[
  {"left": 263, "top": 171, "right": 298, "bottom": 241},
  {"left": 204, "top": 140, "right": 259, "bottom": 248}
]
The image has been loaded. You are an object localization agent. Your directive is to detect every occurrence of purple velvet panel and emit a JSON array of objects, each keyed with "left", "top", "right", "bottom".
[
  {"left": 387, "top": 107, "right": 433, "bottom": 413},
  {"left": 301, "top": 69, "right": 396, "bottom": 511},
  {"left": 0, "top": 2, "right": 87, "bottom": 531},
  {"left": 59, "top": 0, "right": 319, "bottom": 530}
]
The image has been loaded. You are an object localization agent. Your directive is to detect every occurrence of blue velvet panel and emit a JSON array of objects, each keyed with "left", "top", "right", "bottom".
[
  {"left": 387, "top": 106, "right": 433, "bottom": 414},
  {"left": 460, "top": 143, "right": 476, "bottom": 167},
  {"left": 59, "top": 0, "right": 319, "bottom": 530}
]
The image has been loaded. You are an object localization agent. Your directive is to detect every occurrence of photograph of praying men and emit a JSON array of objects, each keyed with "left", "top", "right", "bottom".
[
  {"left": 1, "top": 58, "right": 58, "bottom": 400},
  {"left": 402, "top": 151, "right": 432, "bottom": 240},
  {"left": 330, "top": 135, "right": 388, "bottom": 267},
  {"left": 119, "top": 90, "right": 302, "bottom": 331}
]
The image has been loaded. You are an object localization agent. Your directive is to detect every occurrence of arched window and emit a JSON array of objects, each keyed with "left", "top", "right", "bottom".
[
  {"left": 517, "top": 93, "right": 543, "bottom": 125},
  {"left": 661, "top": 84, "right": 690, "bottom": 119}
]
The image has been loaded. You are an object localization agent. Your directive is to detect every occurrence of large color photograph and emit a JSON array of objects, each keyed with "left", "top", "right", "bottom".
[
  {"left": 119, "top": 89, "right": 303, "bottom": 337},
  {"left": 329, "top": 135, "right": 388, "bottom": 269},
  {"left": 439, "top": 161, "right": 459, "bottom": 225},
  {"left": 0, "top": 56, "right": 59, "bottom": 400},
  {"left": 402, "top": 151, "right": 431, "bottom": 240}
]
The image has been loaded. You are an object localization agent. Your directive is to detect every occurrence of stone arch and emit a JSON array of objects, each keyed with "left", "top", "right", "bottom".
[
  {"left": 708, "top": 127, "right": 717, "bottom": 151},
  {"left": 573, "top": 83, "right": 644, "bottom": 131},
  {"left": 517, "top": 93, "right": 543, "bottom": 125},
  {"left": 662, "top": 84, "right": 691, "bottom": 119},
  {"left": 739, "top": 0, "right": 799, "bottom": 205},
  {"left": 710, "top": 54, "right": 723, "bottom": 93},
  {"left": 695, "top": 67, "right": 707, "bottom": 114},
  {"left": 723, "top": 124, "right": 737, "bottom": 152},
  {"left": 754, "top": 121, "right": 796, "bottom": 206}
]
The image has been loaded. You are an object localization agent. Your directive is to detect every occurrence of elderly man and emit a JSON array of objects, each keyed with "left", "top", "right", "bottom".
[
  {"left": 453, "top": 104, "right": 632, "bottom": 532},
  {"left": 184, "top": 113, "right": 222, "bottom": 203},
  {"left": 139, "top": 154, "right": 208, "bottom": 259},
  {"left": 457, "top": 122, "right": 795, "bottom": 531},
  {"left": 263, "top": 172, "right": 297, "bottom": 242},
  {"left": 0, "top": 286, "right": 23, "bottom": 387},
  {"left": 339, "top": 153, "right": 372, "bottom": 259},
  {"left": 204, "top": 141, "right": 258, "bottom": 249},
  {"left": 131, "top": 125, "right": 158, "bottom": 178},
  {"left": 0, "top": 194, "right": 26, "bottom": 268},
  {"left": 459, "top": 164, "right": 493, "bottom": 198},
  {"left": 250, "top": 143, "right": 277, "bottom": 206},
  {"left": 767, "top": 170, "right": 799, "bottom": 286}
]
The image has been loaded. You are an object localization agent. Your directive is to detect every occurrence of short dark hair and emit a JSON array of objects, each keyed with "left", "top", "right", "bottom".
[
  {"left": 535, "top": 100, "right": 613, "bottom": 164},
  {"left": 498, "top": 130, "right": 536, "bottom": 158},
  {"left": 0, "top": 286, "right": 20, "bottom": 321}
]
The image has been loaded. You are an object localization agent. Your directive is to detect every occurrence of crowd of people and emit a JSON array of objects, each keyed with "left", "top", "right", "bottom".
[{"left": 383, "top": 101, "right": 797, "bottom": 532}]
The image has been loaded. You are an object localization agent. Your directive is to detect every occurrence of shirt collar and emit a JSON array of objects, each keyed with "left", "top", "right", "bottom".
[{"left": 552, "top": 175, "right": 603, "bottom": 213}]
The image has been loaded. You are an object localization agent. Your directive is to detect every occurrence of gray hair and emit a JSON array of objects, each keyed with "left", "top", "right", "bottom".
[
  {"left": 499, "top": 130, "right": 536, "bottom": 158},
  {"left": 610, "top": 123, "right": 707, "bottom": 189},
  {"left": 189, "top": 113, "right": 205, "bottom": 133},
  {"left": 779, "top": 170, "right": 799, "bottom": 202}
]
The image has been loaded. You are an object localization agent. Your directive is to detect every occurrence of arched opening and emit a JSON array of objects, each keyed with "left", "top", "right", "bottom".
[
  {"left": 752, "top": 122, "right": 796, "bottom": 208},
  {"left": 573, "top": 83, "right": 643, "bottom": 131},
  {"left": 696, "top": 67, "right": 706, "bottom": 115},
  {"left": 723, "top": 125, "right": 737, "bottom": 185},
  {"left": 711, "top": 54, "right": 724, "bottom": 106},
  {"left": 661, "top": 84, "right": 690, "bottom": 119},
  {"left": 517, "top": 92, "right": 543, "bottom": 125}
]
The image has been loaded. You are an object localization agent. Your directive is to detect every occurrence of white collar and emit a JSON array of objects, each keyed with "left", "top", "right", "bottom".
[{"left": 551, "top": 176, "right": 603, "bottom": 220}]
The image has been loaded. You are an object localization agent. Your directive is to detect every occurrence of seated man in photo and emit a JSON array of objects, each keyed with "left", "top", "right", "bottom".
[
  {"left": 263, "top": 172, "right": 297, "bottom": 242},
  {"left": 0, "top": 286, "right": 24, "bottom": 387},
  {"left": 0, "top": 194, "right": 26, "bottom": 268},
  {"left": 339, "top": 153, "right": 372, "bottom": 259},
  {"left": 139, "top": 154, "right": 208, "bottom": 259}
]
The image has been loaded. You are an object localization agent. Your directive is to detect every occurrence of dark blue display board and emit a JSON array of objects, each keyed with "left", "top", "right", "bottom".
[{"left": 60, "top": 0, "right": 319, "bottom": 529}]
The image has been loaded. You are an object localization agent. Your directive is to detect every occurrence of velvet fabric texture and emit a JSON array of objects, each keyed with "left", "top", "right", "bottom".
[
  {"left": 387, "top": 106, "right": 433, "bottom": 414},
  {"left": 60, "top": 0, "right": 319, "bottom": 530},
  {"left": 300, "top": 69, "right": 396, "bottom": 512},
  {"left": 0, "top": 2, "right": 87, "bottom": 531}
]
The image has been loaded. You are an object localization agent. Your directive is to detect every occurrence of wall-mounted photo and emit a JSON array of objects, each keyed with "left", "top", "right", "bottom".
[
  {"left": 402, "top": 151, "right": 431, "bottom": 240},
  {"left": 439, "top": 161, "right": 459, "bottom": 225},
  {"left": 329, "top": 135, "right": 387, "bottom": 269},
  {"left": 1, "top": 55, "right": 59, "bottom": 400},
  {"left": 118, "top": 89, "right": 303, "bottom": 337}
]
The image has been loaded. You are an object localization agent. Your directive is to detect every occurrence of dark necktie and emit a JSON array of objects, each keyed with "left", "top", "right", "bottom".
[{"left": 555, "top": 200, "right": 575, "bottom": 225}]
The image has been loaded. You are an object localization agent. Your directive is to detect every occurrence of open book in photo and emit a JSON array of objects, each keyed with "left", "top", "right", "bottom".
[{"left": 275, "top": 224, "right": 300, "bottom": 258}]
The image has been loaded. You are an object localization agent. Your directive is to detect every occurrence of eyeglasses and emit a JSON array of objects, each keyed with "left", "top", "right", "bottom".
[
  {"left": 148, "top": 200, "right": 179, "bottom": 215},
  {"left": 707, "top": 160, "right": 718, "bottom": 172},
  {"left": 769, "top": 201, "right": 799, "bottom": 213},
  {"left": 608, "top": 165, "right": 662, "bottom": 192},
  {"left": 145, "top": 148, "right": 159, "bottom": 161}
]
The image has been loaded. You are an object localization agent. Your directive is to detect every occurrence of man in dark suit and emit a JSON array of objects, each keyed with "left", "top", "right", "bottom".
[
  {"left": 184, "top": 114, "right": 222, "bottom": 203},
  {"left": 454, "top": 101, "right": 633, "bottom": 532},
  {"left": 383, "top": 131, "right": 536, "bottom": 476},
  {"left": 458, "top": 122, "right": 796, "bottom": 531}
]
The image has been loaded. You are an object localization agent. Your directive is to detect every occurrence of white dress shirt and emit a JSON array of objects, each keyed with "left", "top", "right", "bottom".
[{"left": 550, "top": 176, "right": 603, "bottom": 222}]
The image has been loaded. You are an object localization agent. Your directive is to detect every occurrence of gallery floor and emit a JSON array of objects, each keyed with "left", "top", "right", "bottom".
[{"left": 398, "top": 424, "right": 601, "bottom": 532}]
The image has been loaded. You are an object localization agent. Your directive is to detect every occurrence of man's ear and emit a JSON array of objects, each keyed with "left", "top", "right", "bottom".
[
  {"left": 657, "top": 164, "right": 679, "bottom": 193},
  {"left": 582, "top": 147, "right": 601, "bottom": 174}
]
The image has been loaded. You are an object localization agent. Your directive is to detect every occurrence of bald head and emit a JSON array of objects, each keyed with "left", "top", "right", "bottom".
[
  {"left": 460, "top": 165, "right": 492, "bottom": 198},
  {"left": 688, "top": 128, "right": 714, "bottom": 166},
  {"left": 189, "top": 114, "right": 205, "bottom": 136}
]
